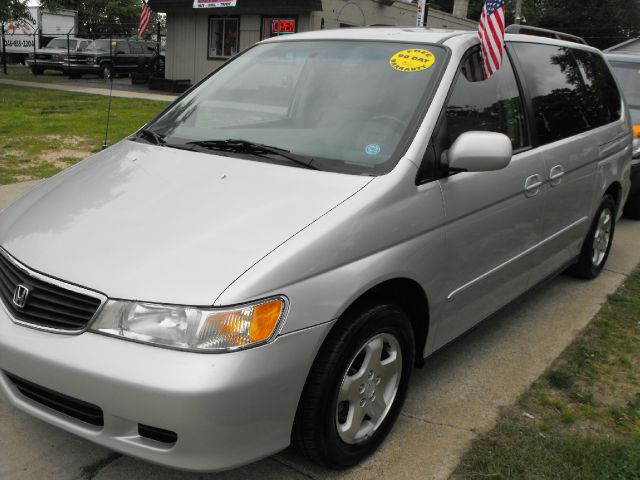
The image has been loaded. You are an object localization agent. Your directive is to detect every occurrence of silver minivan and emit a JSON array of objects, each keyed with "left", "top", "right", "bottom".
[{"left": 0, "top": 27, "right": 633, "bottom": 471}]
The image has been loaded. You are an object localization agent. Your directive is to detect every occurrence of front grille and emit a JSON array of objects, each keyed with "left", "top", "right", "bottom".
[
  {"left": 5, "top": 373, "right": 104, "bottom": 427},
  {"left": 36, "top": 54, "right": 51, "bottom": 60},
  {"left": 0, "top": 250, "right": 102, "bottom": 331}
]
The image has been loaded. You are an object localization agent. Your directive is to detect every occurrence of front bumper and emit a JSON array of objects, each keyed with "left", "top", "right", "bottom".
[
  {"left": 0, "top": 306, "right": 332, "bottom": 471},
  {"left": 26, "top": 60, "right": 65, "bottom": 71}
]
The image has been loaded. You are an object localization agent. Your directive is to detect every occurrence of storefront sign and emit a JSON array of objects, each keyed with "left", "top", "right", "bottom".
[
  {"left": 272, "top": 19, "right": 296, "bottom": 35},
  {"left": 193, "top": 0, "right": 238, "bottom": 8}
]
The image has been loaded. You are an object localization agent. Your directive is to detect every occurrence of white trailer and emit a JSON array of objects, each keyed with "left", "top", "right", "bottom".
[{"left": 1, "top": 6, "right": 78, "bottom": 64}]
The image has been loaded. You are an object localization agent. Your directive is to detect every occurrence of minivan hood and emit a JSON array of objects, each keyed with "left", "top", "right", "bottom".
[{"left": 0, "top": 142, "right": 372, "bottom": 305}]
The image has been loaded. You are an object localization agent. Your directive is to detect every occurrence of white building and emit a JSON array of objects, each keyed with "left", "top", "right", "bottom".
[{"left": 148, "top": 0, "right": 477, "bottom": 85}]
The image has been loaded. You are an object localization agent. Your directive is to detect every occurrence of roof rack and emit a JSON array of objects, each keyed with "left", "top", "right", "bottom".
[{"left": 505, "top": 25, "right": 587, "bottom": 45}]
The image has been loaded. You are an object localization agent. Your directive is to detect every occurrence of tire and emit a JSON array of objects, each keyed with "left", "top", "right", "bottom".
[
  {"left": 31, "top": 67, "right": 44, "bottom": 75},
  {"left": 99, "top": 63, "right": 113, "bottom": 79},
  {"left": 293, "top": 302, "right": 415, "bottom": 469},
  {"left": 568, "top": 194, "right": 616, "bottom": 279},
  {"left": 624, "top": 193, "right": 640, "bottom": 220}
]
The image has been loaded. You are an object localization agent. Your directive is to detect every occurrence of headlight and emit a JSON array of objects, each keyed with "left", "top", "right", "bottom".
[
  {"left": 90, "top": 297, "right": 287, "bottom": 352},
  {"left": 54, "top": 53, "right": 65, "bottom": 61}
]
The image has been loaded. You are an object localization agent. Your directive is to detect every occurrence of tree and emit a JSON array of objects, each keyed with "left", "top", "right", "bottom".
[
  {"left": 32, "top": 0, "right": 162, "bottom": 37},
  {"left": 0, "top": 0, "right": 29, "bottom": 24},
  {"left": 518, "top": 0, "right": 640, "bottom": 49}
]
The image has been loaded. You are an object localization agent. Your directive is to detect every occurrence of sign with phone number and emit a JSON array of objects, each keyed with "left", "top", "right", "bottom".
[
  {"left": 3, "top": 39, "right": 37, "bottom": 49},
  {"left": 193, "top": 0, "right": 237, "bottom": 7}
]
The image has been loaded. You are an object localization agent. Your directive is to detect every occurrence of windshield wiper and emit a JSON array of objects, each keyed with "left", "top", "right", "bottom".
[
  {"left": 136, "top": 128, "right": 166, "bottom": 146},
  {"left": 186, "top": 139, "right": 319, "bottom": 170}
]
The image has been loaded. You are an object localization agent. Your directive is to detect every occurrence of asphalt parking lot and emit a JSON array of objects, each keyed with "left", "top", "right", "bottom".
[{"left": 1, "top": 181, "right": 640, "bottom": 480}]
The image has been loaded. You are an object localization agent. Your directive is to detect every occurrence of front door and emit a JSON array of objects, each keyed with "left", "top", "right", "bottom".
[{"left": 434, "top": 47, "right": 545, "bottom": 347}]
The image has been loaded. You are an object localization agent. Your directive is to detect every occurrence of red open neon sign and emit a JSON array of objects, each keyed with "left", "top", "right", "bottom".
[{"left": 272, "top": 19, "right": 296, "bottom": 35}]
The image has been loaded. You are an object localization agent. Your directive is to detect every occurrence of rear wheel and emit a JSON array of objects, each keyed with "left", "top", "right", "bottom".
[
  {"left": 293, "top": 303, "right": 414, "bottom": 469},
  {"left": 568, "top": 195, "right": 616, "bottom": 279}
]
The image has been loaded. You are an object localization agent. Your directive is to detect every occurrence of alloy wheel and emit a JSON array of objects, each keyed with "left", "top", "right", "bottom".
[{"left": 335, "top": 333, "right": 402, "bottom": 445}]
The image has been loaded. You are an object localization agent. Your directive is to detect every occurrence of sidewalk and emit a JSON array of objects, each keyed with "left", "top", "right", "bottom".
[{"left": 0, "top": 78, "right": 177, "bottom": 102}]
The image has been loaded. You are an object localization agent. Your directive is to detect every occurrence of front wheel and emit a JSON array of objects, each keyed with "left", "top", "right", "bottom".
[
  {"left": 568, "top": 195, "right": 616, "bottom": 279},
  {"left": 99, "top": 63, "right": 113, "bottom": 79},
  {"left": 293, "top": 303, "right": 414, "bottom": 469}
]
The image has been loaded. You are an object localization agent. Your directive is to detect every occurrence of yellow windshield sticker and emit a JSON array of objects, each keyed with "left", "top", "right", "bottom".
[{"left": 390, "top": 49, "right": 436, "bottom": 73}]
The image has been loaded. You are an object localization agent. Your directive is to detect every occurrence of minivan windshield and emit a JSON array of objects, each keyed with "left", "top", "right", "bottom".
[{"left": 146, "top": 41, "right": 446, "bottom": 174}]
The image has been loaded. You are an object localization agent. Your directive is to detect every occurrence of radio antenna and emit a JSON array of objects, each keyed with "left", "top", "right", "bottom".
[{"left": 102, "top": 73, "right": 114, "bottom": 150}]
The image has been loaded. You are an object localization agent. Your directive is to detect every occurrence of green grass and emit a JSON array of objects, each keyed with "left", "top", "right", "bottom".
[
  {"left": 455, "top": 269, "right": 640, "bottom": 479},
  {"left": 0, "top": 65, "right": 77, "bottom": 83},
  {"left": 0, "top": 84, "right": 166, "bottom": 184}
]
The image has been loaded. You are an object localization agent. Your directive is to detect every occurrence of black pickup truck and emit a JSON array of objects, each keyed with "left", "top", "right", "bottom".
[{"left": 63, "top": 38, "right": 164, "bottom": 79}]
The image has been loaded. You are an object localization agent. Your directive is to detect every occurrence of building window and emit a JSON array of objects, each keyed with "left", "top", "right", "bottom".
[
  {"left": 208, "top": 17, "right": 239, "bottom": 58},
  {"left": 261, "top": 16, "right": 298, "bottom": 40}
]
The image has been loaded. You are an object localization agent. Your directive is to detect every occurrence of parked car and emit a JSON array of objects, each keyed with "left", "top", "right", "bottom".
[
  {"left": 26, "top": 36, "right": 91, "bottom": 75},
  {"left": 0, "top": 27, "right": 632, "bottom": 472},
  {"left": 63, "top": 38, "right": 164, "bottom": 79},
  {"left": 604, "top": 52, "right": 640, "bottom": 218}
]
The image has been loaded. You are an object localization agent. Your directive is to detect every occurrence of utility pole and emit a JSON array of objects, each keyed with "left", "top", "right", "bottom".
[{"left": 515, "top": 0, "right": 524, "bottom": 24}]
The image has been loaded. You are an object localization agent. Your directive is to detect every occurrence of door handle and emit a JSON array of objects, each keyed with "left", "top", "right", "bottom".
[
  {"left": 524, "top": 174, "right": 543, "bottom": 197},
  {"left": 549, "top": 165, "right": 565, "bottom": 186}
]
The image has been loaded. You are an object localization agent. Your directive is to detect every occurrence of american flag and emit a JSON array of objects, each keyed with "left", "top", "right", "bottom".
[
  {"left": 477, "top": 0, "right": 506, "bottom": 79},
  {"left": 138, "top": 1, "right": 153, "bottom": 38}
]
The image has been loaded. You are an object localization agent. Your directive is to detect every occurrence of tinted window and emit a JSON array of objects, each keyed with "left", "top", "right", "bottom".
[
  {"left": 444, "top": 48, "right": 527, "bottom": 150},
  {"left": 573, "top": 50, "right": 621, "bottom": 127},
  {"left": 513, "top": 43, "right": 620, "bottom": 145},
  {"left": 609, "top": 61, "right": 640, "bottom": 106}
]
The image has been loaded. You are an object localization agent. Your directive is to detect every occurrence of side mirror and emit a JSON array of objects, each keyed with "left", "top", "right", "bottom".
[{"left": 446, "top": 131, "right": 513, "bottom": 173}]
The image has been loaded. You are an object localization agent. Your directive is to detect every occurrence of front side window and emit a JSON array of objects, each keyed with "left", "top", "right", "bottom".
[
  {"left": 146, "top": 41, "right": 447, "bottom": 175},
  {"left": 208, "top": 17, "right": 239, "bottom": 58},
  {"left": 444, "top": 48, "right": 528, "bottom": 150},
  {"left": 84, "top": 40, "right": 111, "bottom": 52}
]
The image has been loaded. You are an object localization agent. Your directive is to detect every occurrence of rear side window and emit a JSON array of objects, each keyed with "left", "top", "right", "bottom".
[
  {"left": 444, "top": 48, "right": 528, "bottom": 150},
  {"left": 512, "top": 43, "right": 621, "bottom": 146},
  {"left": 573, "top": 50, "right": 621, "bottom": 128}
]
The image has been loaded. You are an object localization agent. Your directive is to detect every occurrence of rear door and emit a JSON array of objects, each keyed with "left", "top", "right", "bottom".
[
  {"left": 435, "top": 47, "right": 546, "bottom": 346},
  {"left": 510, "top": 43, "right": 622, "bottom": 281}
]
